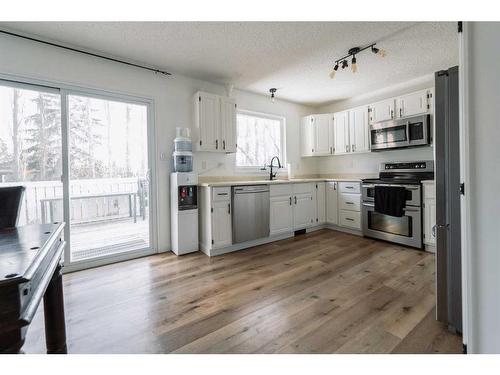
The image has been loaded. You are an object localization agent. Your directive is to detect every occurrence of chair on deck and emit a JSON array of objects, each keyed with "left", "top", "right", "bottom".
[
  {"left": 138, "top": 178, "right": 149, "bottom": 221},
  {"left": 0, "top": 186, "right": 25, "bottom": 229}
]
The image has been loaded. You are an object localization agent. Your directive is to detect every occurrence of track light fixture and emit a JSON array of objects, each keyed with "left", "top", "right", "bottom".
[
  {"left": 269, "top": 88, "right": 277, "bottom": 103},
  {"left": 329, "top": 43, "right": 386, "bottom": 79}
]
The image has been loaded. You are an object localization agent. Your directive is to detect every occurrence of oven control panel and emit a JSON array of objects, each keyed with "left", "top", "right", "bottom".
[{"left": 382, "top": 161, "right": 433, "bottom": 172}]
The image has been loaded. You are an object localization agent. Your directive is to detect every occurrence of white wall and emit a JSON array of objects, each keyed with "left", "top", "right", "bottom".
[
  {"left": 0, "top": 33, "right": 315, "bottom": 253},
  {"left": 466, "top": 22, "right": 500, "bottom": 353},
  {"left": 314, "top": 75, "right": 436, "bottom": 174}
]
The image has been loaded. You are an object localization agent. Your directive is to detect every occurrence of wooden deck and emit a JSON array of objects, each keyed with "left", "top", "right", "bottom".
[
  {"left": 71, "top": 217, "right": 149, "bottom": 261},
  {"left": 22, "top": 229, "right": 462, "bottom": 354}
]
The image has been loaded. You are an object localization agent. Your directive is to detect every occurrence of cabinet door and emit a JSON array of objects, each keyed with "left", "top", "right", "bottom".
[
  {"left": 270, "top": 196, "right": 294, "bottom": 235},
  {"left": 212, "top": 200, "right": 232, "bottom": 248},
  {"left": 326, "top": 182, "right": 338, "bottom": 225},
  {"left": 316, "top": 182, "right": 326, "bottom": 224},
  {"left": 220, "top": 97, "right": 237, "bottom": 153},
  {"left": 348, "top": 106, "right": 370, "bottom": 153},
  {"left": 424, "top": 198, "right": 437, "bottom": 246},
  {"left": 328, "top": 114, "right": 335, "bottom": 154},
  {"left": 369, "top": 98, "right": 395, "bottom": 124},
  {"left": 197, "top": 92, "right": 220, "bottom": 151},
  {"left": 334, "top": 111, "right": 350, "bottom": 154},
  {"left": 397, "top": 89, "right": 429, "bottom": 118},
  {"left": 293, "top": 193, "right": 314, "bottom": 229},
  {"left": 314, "top": 114, "right": 331, "bottom": 156},
  {"left": 301, "top": 116, "right": 315, "bottom": 157}
]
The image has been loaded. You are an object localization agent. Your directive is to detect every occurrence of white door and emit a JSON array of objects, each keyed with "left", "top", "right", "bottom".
[
  {"left": 397, "top": 89, "right": 429, "bottom": 118},
  {"left": 220, "top": 97, "right": 237, "bottom": 153},
  {"left": 293, "top": 193, "right": 314, "bottom": 229},
  {"left": 316, "top": 182, "right": 326, "bottom": 224},
  {"left": 212, "top": 200, "right": 232, "bottom": 248},
  {"left": 326, "top": 182, "right": 338, "bottom": 225},
  {"left": 301, "top": 116, "right": 315, "bottom": 157},
  {"left": 270, "top": 195, "right": 294, "bottom": 235},
  {"left": 349, "top": 106, "right": 370, "bottom": 153},
  {"left": 369, "top": 98, "right": 395, "bottom": 124},
  {"left": 334, "top": 111, "right": 350, "bottom": 154},
  {"left": 198, "top": 92, "right": 220, "bottom": 151},
  {"left": 314, "top": 114, "right": 331, "bottom": 156}
]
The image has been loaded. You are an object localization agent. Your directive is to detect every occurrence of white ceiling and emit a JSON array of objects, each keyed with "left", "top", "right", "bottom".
[{"left": 0, "top": 22, "right": 458, "bottom": 106}]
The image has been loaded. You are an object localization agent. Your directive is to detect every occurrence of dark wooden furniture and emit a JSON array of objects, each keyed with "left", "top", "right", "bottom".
[{"left": 0, "top": 223, "right": 67, "bottom": 354}]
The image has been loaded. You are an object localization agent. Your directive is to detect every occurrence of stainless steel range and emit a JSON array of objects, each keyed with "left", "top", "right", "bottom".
[{"left": 361, "top": 161, "right": 434, "bottom": 249}]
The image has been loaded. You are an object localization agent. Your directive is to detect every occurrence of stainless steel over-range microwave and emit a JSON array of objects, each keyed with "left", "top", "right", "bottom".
[{"left": 370, "top": 114, "right": 431, "bottom": 151}]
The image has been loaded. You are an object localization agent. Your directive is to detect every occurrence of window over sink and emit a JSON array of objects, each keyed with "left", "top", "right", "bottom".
[{"left": 236, "top": 110, "right": 285, "bottom": 169}]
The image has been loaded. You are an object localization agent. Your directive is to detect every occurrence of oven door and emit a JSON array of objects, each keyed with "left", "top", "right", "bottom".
[
  {"left": 362, "top": 184, "right": 421, "bottom": 206},
  {"left": 361, "top": 202, "right": 422, "bottom": 248}
]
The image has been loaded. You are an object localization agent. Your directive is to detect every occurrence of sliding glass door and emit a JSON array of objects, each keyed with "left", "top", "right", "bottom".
[
  {"left": 0, "top": 81, "right": 63, "bottom": 225},
  {"left": 1, "top": 78, "right": 154, "bottom": 271},
  {"left": 66, "top": 93, "right": 151, "bottom": 264}
]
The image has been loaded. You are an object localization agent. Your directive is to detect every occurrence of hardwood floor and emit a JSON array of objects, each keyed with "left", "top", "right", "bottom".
[{"left": 23, "top": 229, "right": 462, "bottom": 354}]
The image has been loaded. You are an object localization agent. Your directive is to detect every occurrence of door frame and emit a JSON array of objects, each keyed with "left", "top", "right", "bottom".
[
  {"left": 458, "top": 22, "right": 473, "bottom": 352},
  {"left": 0, "top": 72, "right": 159, "bottom": 273}
]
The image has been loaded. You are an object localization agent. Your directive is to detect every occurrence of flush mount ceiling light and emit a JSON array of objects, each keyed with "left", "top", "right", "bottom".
[
  {"left": 269, "top": 88, "right": 278, "bottom": 103},
  {"left": 329, "top": 43, "right": 386, "bottom": 79}
]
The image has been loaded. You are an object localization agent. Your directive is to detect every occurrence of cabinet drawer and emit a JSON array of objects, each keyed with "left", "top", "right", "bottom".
[
  {"left": 339, "top": 181, "right": 360, "bottom": 194},
  {"left": 339, "top": 210, "right": 361, "bottom": 229},
  {"left": 339, "top": 193, "right": 361, "bottom": 212},
  {"left": 270, "top": 183, "right": 292, "bottom": 197},
  {"left": 212, "top": 187, "right": 231, "bottom": 201},
  {"left": 292, "top": 183, "right": 314, "bottom": 195}
]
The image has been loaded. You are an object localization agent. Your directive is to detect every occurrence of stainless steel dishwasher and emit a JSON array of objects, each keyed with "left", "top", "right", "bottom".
[{"left": 232, "top": 185, "right": 270, "bottom": 243}]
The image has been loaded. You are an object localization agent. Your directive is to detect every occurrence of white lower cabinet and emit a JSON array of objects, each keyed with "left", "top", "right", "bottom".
[
  {"left": 423, "top": 182, "right": 436, "bottom": 247},
  {"left": 270, "top": 195, "right": 294, "bottom": 235},
  {"left": 337, "top": 182, "right": 362, "bottom": 230},
  {"left": 326, "top": 181, "right": 338, "bottom": 225},
  {"left": 315, "top": 182, "right": 326, "bottom": 225},
  {"left": 211, "top": 199, "right": 232, "bottom": 249},
  {"left": 294, "top": 193, "right": 315, "bottom": 229}
]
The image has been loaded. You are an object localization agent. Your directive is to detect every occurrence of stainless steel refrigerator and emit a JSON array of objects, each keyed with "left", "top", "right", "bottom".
[{"left": 434, "top": 66, "right": 462, "bottom": 334}]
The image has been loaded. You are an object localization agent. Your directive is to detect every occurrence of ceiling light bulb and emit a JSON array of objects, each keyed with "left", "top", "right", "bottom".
[
  {"left": 271, "top": 95, "right": 275, "bottom": 103},
  {"left": 378, "top": 49, "right": 387, "bottom": 58},
  {"left": 351, "top": 56, "right": 357, "bottom": 73},
  {"left": 329, "top": 63, "right": 339, "bottom": 79}
]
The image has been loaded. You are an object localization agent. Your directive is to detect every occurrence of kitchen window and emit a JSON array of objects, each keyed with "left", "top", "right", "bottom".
[{"left": 236, "top": 110, "right": 285, "bottom": 169}]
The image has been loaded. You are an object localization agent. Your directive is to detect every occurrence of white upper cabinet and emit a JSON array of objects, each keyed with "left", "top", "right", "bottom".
[
  {"left": 194, "top": 91, "right": 237, "bottom": 153},
  {"left": 348, "top": 106, "right": 370, "bottom": 153},
  {"left": 396, "top": 89, "right": 431, "bottom": 118},
  {"left": 220, "top": 97, "right": 237, "bottom": 153},
  {"left": 314, "top": 114, "right": 331, "bottom": 156},
  {"left": 369, "top": 98, "right": 395, "bottom": 124},
  {"left": 301, "top": 116, "right": 315, "bottom": 157},
  {"left": 333, "top": 110, "right": 350, "bottom": 154}
]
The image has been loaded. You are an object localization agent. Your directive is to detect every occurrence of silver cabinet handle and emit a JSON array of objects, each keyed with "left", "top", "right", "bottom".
[
  {"left": 334, "top": 182, "right": 337, "bottom": 190},
  {"left": 289, "top": 196, "right": 292, "bottom": 206},
  {"left": 294, "top": 196, "right": 297, "bottom": 205},
  {"left": 223, "top": 140, "right": 226, "bottom": 150},
  {"left": 432, "top": 225, "right": 436, "bottom": 238},
  {"left": 345, "top": 218, "right": 354, "bottom": 221},
  {"left": 345, "top": 145, "right": 348, "bottom": 153},
  {"left": 330, "top": 146, "right": 333, "bottom": 154},
  {"left": 228, "top": 203, "right": 231, "bottom": 214},
  {"left": 352, "top": 145, "right": 355, "bottom": 152},
  {"left": 216, "top": 139, "right": 218, "bottom": 149},
  {"left": 390, "top": 109, "right": 394, "bottom": 119},
  {"left": 345, "top": 201, "right": 354, "bottom": 205},
  {"left": 400, "top": 107, "right": 403, "bottom": 117}
]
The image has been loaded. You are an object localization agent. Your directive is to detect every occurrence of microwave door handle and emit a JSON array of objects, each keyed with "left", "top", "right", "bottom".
[{"left": 406, "top": 121, "right": 411, "bottom": 145}]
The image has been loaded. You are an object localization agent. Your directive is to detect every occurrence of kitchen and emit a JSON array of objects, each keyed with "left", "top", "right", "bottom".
[{"left": 1, "top": 19, "right": 495, "bottom": 359}]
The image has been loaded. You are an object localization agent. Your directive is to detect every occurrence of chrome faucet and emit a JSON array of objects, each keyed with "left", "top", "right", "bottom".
[{"left": 267, "top": 156, "right": 282, "bottom": 181}]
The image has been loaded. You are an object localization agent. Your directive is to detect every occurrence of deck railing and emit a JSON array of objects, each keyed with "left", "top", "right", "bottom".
[{"left": 0, "top": 177, "right": 147, "bottom": 226}]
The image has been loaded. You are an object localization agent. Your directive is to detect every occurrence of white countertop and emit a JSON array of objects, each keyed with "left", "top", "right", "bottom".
[{"left": 199, "top": 177, "right": 368, "bottom": 187}]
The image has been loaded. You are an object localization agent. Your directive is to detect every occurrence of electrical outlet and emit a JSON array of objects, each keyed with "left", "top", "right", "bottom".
[
  {"left": 201, "top": 160, "right": 207, "bottom": 170},
  {"left": 160, "top": 152, "right": 167, "bottom": 161}
]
